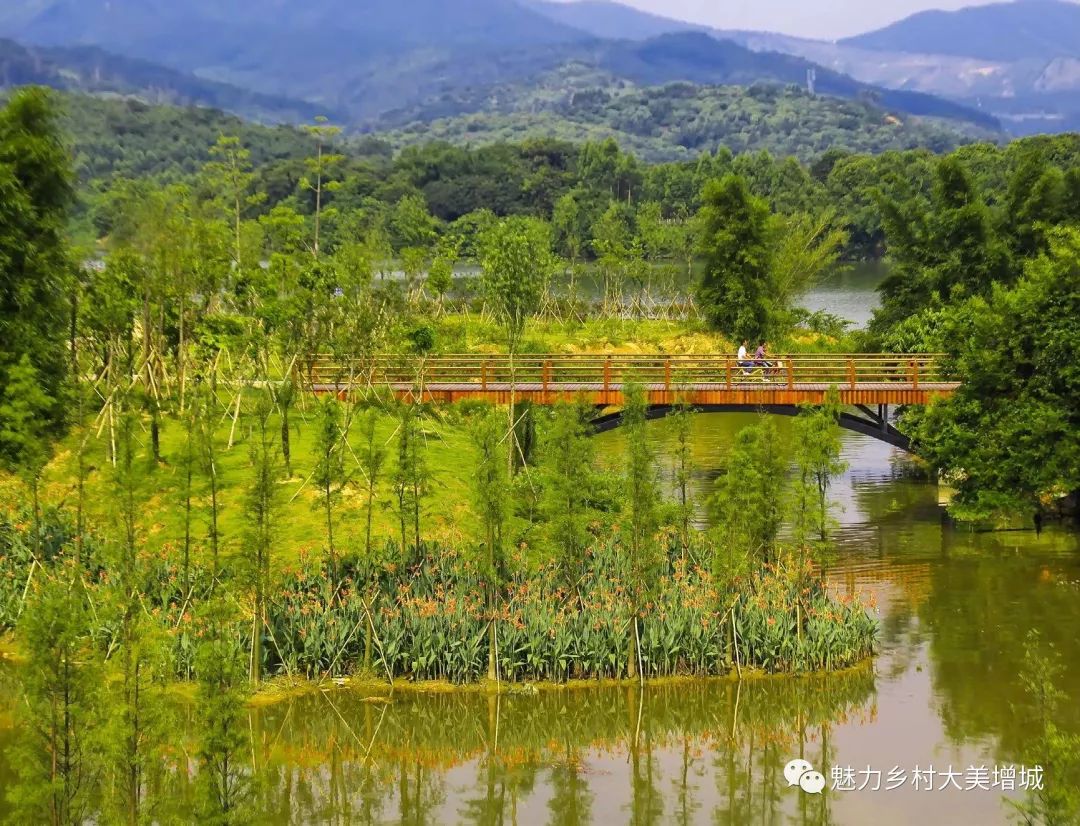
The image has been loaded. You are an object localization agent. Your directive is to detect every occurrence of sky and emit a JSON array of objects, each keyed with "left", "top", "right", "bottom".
[{"left": 573, "top": 0, "right": 1019, "bottom": 40}]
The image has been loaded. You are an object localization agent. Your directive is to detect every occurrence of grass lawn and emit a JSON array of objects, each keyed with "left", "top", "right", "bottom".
[
  {"left": 0, "top": 397, "right": 486, "bottom": 569},
  {"left": 428, "top": 313, "right": 849, "bottom": 355},
  {"left": 0, "top": 314, "right": 849, "bottom": 567}
]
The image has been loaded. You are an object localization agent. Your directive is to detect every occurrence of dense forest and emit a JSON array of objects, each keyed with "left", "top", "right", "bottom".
[
  {"left": 59, "top": 89, "right": 1080, "bottom": 264},
  {"left": 0, "top": 85, "right": 1077, "bottom": 822},
  {"left": 384, "top": 80, "right": 990, "bottom": 163}
]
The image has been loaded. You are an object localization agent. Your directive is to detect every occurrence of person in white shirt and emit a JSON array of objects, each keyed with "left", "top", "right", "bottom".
[{"left": 737, "top": 340, "right": 751, "bottom": 375}]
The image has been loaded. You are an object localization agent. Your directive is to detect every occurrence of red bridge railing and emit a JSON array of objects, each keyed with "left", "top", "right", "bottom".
[{"left": 304, "top": 353, "right": 953, "bottom": 395}]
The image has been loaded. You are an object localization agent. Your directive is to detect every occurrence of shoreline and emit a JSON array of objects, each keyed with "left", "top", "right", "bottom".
[
  {"left": 0, "top": 631, "right": 874, "bottom": 707},
  {"left": 243, "top": 658, "right": 878, "bottom": 707}
]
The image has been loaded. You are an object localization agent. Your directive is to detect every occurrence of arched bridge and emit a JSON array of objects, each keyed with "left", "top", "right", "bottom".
[{"left": 307, "top": 353, "right": 958, "bottom": 451}]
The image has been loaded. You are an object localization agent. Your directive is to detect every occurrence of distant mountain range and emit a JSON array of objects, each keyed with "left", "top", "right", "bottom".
[
  {"left": 0, "top": 0, "right": 587, "bottom": 77},
  {"left": 526, "top": 0, "right": 1080, "bottom": 135},
  {"left": 8, "top": 0, "right": 1076, "bottom": 152},
  {"left": 0, "top": 38, "right": 329, "bottom": 123},
  {"left": 842, "top": 0, "right": 1080, "bottom": 62}
]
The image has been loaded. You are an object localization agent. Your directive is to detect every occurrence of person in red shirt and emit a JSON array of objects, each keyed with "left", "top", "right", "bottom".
[{"left": 755, "top": 341, "right": 773, "bottom": 381}]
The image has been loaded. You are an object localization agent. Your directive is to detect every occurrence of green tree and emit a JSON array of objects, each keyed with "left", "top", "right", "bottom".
[
  {"left": 710, "top": 417, "right": 787, "bottom": 571},
  {"left": 300, "top": 117, "right": 344, "bottom": 258},
  {"left": 478, "top": 216, "right": 555, "bottom": 473},
  {"left": 696, "top": 175, "right": 773, "bottom": 340},
  {"left": 623, "top": 382, "right": 660, "bottom": 681},
  {"left": 470, "top": 407, "right": 509, "bottom": 682},
  {"left": 791, "top": 388, "right": 848, "bottom": 550},
  {"left": 195, "top": 379, "right": 223, "bottom": 583},
  {"left": 427, "top": 236, "right": 460, "bottom": 312},
  {"left": 0, "top": 87, "right": 74, "bottom": 447},
  {"left": 1009, "top": 631, "right": 1080, "bottom": 826},
  {"left": 312, "top": 396, "right": 347, "bottom": 565},
  {"left": 194, "top": 603, "right": 255, "bottom": 825},
  {"left": 202, "top": 135, "right": 265, "bottom": 277},
  {"left": 392, "top": 402, "right": 428, "bottom": 552},
  {"left": 357, "top": 407, "right": 386, "bottom": 561},
  {"left": 910, "top": 227, "right": 1080, "bottom": 521},
  {"left": 1004, "top": 147, "right": 1067, "bottom": 260},
  {"left": 552, "top": 189, "right": 591, "bottom": 268},
  {"left": 668, "top": 400, "right": 696, "bottom": 560},
  {"left": 871, "top": 156, "right": 1009, "bottom": 344},
  {"left": 389, "top": 193, "right": 437, "bottom": 253},
  {"left": 7, "top": 567, "right": 99, "bottom": 826},
  {"left": 0, "top": 356, "right": 55, "bottom": 558},
  {"left": 356, "top": 407, "right": 386, "bottom": 674},
  {"left": 591, "top": 201, "right": 633, "bottom": 313},
  {"left": 100, "top": 591, "right": 169, "bottom": 826},
  {"left": 540, "top": 399, "right": 595, "bottom": 598},
  {"left": 271, "top": 376, "right": 296, "bottom": 479},
  {"left": 245, "top": 394, "right": 279, "bottom": 684},
  {"left": 767, "top": 209, "right": 848, "bottom": 335}
]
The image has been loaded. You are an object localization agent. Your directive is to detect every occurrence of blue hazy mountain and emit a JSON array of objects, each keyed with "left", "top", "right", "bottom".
[
  {"left": 0, "top": 37, "right": 328, "bottom": 123},
  {"left": 0, "top": 0, "right": 591, "bottom": 70},
  {"left": 842, "top": 0, "right": 1080, "bottom": 62},
  {"left": 0, "top": 0, "right": 999, "bottom": 132}
]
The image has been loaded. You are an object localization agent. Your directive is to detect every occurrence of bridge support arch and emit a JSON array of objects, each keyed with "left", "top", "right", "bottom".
[{"left": 589, "top": 403, "right": 913, "bottom": 452}]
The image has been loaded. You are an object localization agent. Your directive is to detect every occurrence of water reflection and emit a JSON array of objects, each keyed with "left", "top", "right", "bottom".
[
  {"left": 250, "top": 673, "right": 874, "bottom": 825},
  {"left": 1, "top": 409, "right": 1078, "bottom": 823}
]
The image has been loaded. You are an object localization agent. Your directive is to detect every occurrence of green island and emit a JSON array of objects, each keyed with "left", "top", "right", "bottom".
[{"left": 0, "top": 84, "right": 1078, "bottom": 824}]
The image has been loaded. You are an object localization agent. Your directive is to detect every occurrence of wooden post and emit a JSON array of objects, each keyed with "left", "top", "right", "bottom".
[
  {"left": 481, "top": 360, "right": 489, "bottom": 391},
  {"left": 912, "top": 359, "right": 920, "bottom": 391},
  {"left": 725, "top": 358, "right": 732, "bottom": 390},
  {"left": 543, "top": 359, "right": 551, "bottom": 401},
  {"left": 664, "top": 358, "right": 672, "bottom": 395},
  {"left": 603, "top": 356, "right": 612, "bottom": 399},
  {"left": 787, "top": 357, "right": 795, "bottom": 390},
  {"left": 847, "top": 358, "right": 856, "bottom": 390}
]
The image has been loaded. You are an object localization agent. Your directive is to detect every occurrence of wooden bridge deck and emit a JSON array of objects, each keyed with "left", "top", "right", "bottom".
[{"left": 305, "top": 354, "right": 959, "bottom": 407}]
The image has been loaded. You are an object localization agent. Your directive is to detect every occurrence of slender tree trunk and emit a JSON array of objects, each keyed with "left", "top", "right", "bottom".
[
  {"left": 177, "top": 289, "right": 186, "bottom": 412},
  {"left": 69, "top": 286, "right": 78, "bottom": 378},
  {"left": 253, "top": 588, "right": 263, "bottom": 685},
  {"left": 365, "top": 479, "right": 376, "bottom": 559},
  {"left": 412, "top": 478, "right": 421, "bottom": 550},
  {"left": 150, "top": 404, "right": 160, "bottom": 464},
  {"left": 281, "top": 407, "right": 292, "bottom": 478},
  {"left": 325, "top": 476, "right": 335, "bottom": 565},
  {"left": 30, "top": 475, "right": 41, "bottom": 561},
  {"left": 487, "top": 522, "right": 497, "bottom": 682},
  {"left": 62, "top": 658, "right": 72, "bottom": 826},
  {"left": 507, "top": 348, "right": 517, "bottom": 477},
  {"left": 183, "top": 459, "right": 192, "bottom": 593},
  {"left": 235, "top": 194, "right": 243, "bottom": 274},
  {"left": 209, "top": 459, "right": 220, "bottom": 584}
]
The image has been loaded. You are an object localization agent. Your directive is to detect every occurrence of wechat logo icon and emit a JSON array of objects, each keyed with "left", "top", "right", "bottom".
[{"left": 785, "top": 759, "right": 826, "bottom": 794}]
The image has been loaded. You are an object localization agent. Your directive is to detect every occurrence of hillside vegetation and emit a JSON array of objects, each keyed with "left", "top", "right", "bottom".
[
  {"left": 385, "top": 79, "right": 994, "bottom": 163},
  {"left": 40, "top": 86, "right": 992, "bottom": 191},
  {"left": 0, "top": 2, "right": 996, "bottom": 131}
]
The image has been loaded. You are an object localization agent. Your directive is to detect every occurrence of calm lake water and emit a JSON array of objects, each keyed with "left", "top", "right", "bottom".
[
  {"left": 802, "top": 261, "right": 887, "bottom": 329},
  {"left": 2, "top": 267, "right": 1077, "bottom": 824},
  {"left": 452, "top": 258, "right": 887, "bottom": 329}
]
